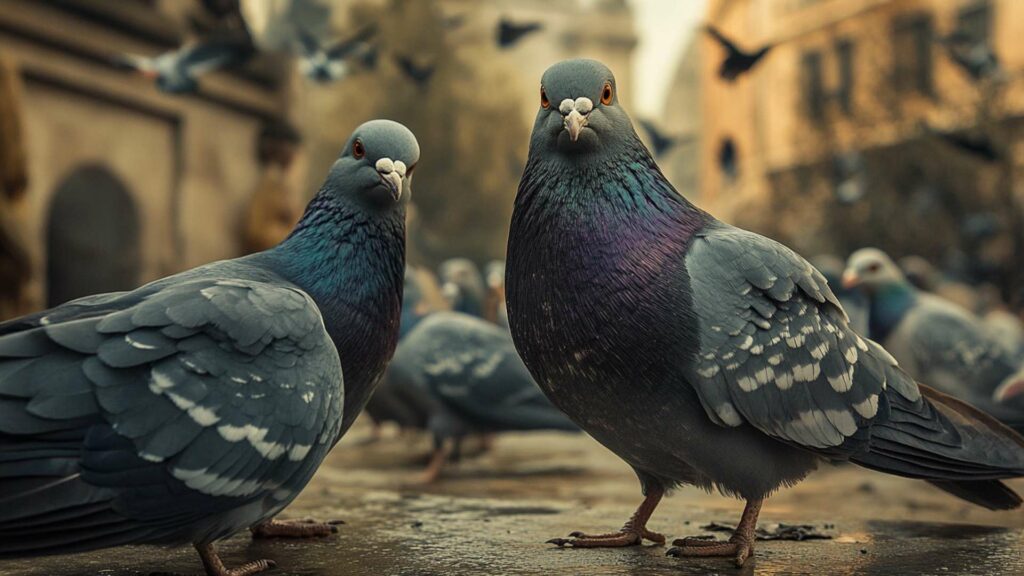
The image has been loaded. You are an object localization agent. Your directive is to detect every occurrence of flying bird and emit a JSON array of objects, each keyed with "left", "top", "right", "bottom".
[
  {"left": 705, "top": 25, "right": 772, "bottom": 81},
  {"left": 637, "top": 119, "right": 692, "bottom": 157},
  {"left": 843, "top": 248, "right": 1024, "bottom": 409},
  {"left": 497, "top": 18, "right": 543, "bottom": 49},
  {"left": 0, "top": 120, "right": 419, "bottom": 575},
  {"left": 113, "top": 32, "right": 254, "bottom": 94},
  {"left": 506, "top": 59, "right": 1024, "bottom": 567},
  {"left": 939, "top": 31, "right": 1003, "bottom": 82},
  {"left": 394, "top": 55, "right": 436, "bottom": 88},
  {"left": 296, "top": 24, "right": 378, "bottom": 83},
  {"left": 920, "top": 122, "right": 1001, "bottom": 163}
]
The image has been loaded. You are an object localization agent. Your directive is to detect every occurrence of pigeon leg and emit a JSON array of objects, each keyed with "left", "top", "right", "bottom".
[
  {"left": 667, "top": 499, "right": 762, "bottom": 567},
  {"left": 250, "top": 517, "right": 343, "bottom": 539},
  {"left": 548, "top": 485, "right": 665, "bottom": 547},
  {"left": 195, "top": 543, "right": 276, "bottom": 576},
  {"left": 417, "top": 442, "right": 451, "bottom": 484}
]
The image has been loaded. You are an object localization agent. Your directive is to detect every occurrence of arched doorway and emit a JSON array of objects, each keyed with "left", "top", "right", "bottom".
[{"left": 46, "top": 165, "right": 140, "bottom": 306}]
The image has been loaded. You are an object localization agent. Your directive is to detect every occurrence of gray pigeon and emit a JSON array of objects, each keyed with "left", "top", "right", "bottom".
[
  {"left": 386, "top": 312, "right": 578, "bottom": 482},
  {"left": 439, "top": 258, "right": 486, "bottom": 318},
  {"left": 505, "top": 59, "right": 1024, "bottom": 567},
  {"left": 295, "top": 25, "right": 378, "bottom": 84},
  {"left": 843, "top": 248, "right": 1024, "bottom": 407},
  {"left": 113, "top": 32, "right": 254, "bottom": 94},
  {"left": 0, "top": 120, "right": 419, "bottom": 575}
]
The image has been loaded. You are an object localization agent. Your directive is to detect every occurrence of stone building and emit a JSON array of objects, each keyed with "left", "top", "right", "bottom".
[
  {"left": 0, "top": 0, "right": 292, "bottom": 315},
  {"left": 698, "top": 0, "right": 1024, "bottom": 293}
]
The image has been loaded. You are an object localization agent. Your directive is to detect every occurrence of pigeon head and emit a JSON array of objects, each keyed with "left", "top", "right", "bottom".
[
  {"left": 327, "top": 119, "right": 419, "bottom": 209},
  {"left": 534, "top": 59, "right": 635, "bottom": 156},
  {"left": 842, "top": 248, "right": 907, "bottom": 293}
]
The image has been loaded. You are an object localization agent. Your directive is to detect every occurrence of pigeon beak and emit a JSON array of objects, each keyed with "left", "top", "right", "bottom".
[
  {"left": 841, "top": 270, "right": 861, "bottom": 290},
  {"left": 376, "top": 157, "right": 406, "bottom": 202},
  {"left": 381, "top": 172, "right": 403, "bottom": 202},
  {"left": 564, "top": 109, "right": 588, "bottom": 142}
]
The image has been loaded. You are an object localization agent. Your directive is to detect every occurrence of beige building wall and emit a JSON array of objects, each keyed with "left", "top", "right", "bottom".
[
  {"left": 0, "top": 0, "right": 290, "bottom": 311},
  {"left": 701, "top": 0, "right": 1024, "bottom": 260}
]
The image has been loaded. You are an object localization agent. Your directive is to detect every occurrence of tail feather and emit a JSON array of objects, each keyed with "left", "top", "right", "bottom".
[
  {"left": 853, "top": 384, "right": 1024, "bottom": 509},
  {"left": 927, "top": 480, "right": 1023, "bottom": 511}
]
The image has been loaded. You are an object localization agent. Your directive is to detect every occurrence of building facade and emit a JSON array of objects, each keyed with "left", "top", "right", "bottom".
[
  {"left": 0, "top": 0, "right": 292, "bottom": 315},
  {"left": 699, "top": 0, "right": 1024, "bottom": 289}
]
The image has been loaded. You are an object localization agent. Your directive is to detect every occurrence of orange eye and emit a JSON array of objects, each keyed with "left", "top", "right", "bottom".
[
  {"left": 540, "top": 87, "right": 550, "bottom": 109},
  {"left": 352, "top": 139, "right": 365, "bottom": 159},
  {"left": 601, "top": 82, "right": 613, "bottom": 105}
]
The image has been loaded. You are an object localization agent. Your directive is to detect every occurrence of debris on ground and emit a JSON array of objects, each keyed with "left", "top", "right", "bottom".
[{"left": 699, "top": 521, "right": 833, "bottom": 541}]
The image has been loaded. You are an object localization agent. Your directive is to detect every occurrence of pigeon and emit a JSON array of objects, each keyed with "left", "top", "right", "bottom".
[
  {"left": 939, "top": 31, "right": 1003, "bottom": 82},
  {"left": 843, "top": 249, "right": 1024, "bottom": 407},
  {"left": 484, "top": 260, "right": 510, "bottom": 328},
  {"left": 394, "top": 55, "right": 436, "bottom": 88},
  {"left": 113, "top": 32, "right": 255, "bottom": 94},
  {"left": 637, "top": 119, "right": 691, "bottom": 158},
  {"left": 296, "top": 24, "right": 378, "bottom": 84},
  {"left": 505, "top": 59, "right": 1024, "bottom": 566},
  {"left": 497, "top": 18, "right": 543, "bottom": 49},
  {"left": 705, "top": 25, "right": 772, "bottom": 81},
  {"left": 439, "top": 258, "right": 486, "bottom": 318},
  {"left": 0, "top": 120, "right": 419, "bottom": 575},
  {"left": 921, "top": 122, "right": 1001, "bottom": 163},
  {"left": 385, "top": 312, "right": 578, "bottom": 482}
]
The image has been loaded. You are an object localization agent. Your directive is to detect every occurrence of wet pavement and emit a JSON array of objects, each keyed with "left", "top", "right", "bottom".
[{"left": 2, "top": 421, "right": 1023, "bottom": 575}]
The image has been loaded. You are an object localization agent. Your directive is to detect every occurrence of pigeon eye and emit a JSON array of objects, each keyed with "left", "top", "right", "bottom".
[
  {"left": 540, "top": 87, "right": 550, "bottom": 109},
  {"left": 352, "top": 139, "right": 365, "bottom": 159},
  {"left": 601, "top": 82, "right": 613, "bottom": 105},
  {"left": 867, "top": 262, "right": 881, "bottom": 273}
]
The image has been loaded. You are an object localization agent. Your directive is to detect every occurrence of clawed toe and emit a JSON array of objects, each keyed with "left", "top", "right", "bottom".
[{"left": 666, "top": 538, "right": 754, "bottom": 567}]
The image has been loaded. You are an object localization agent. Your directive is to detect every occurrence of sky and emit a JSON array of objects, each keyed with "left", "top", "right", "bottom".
[{"left": 627, "top": 0, "right": 707, "bottom": 117}]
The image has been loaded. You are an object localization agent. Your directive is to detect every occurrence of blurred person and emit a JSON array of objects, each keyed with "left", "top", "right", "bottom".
[
  {"left": 240, "top": 119, "right": 304, "bottom": 254},
  {"left": 0, "top": 53, "right": 32, "bottom": 321}
]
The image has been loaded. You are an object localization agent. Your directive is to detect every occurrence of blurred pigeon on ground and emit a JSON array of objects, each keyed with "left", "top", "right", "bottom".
[
  {"left": 439, "top": 258, "right": 486, "bottom": 318},
  {"left": 0, "top": 120, "right": 419, "bottom": 575},
  {"left": 394, "top": 55, "right": 436, "bottom": 88},
  {"left": 939, "top": 30, "right": 1003, "bottom": 82},
  {"left": 843, "top": 248, "right": 1024, "bottom": 408},
  {"left": 497, "top": 18, "right": 543, "bottom": 49},
  {"left": 363, "top": 267, "right": 446, "bottom": 439},
  {"left": 113, "top": 32, "right": 254, "bottom": 94},
  {"left": 506, "top": 59, "right": 1024, "bottom": 567},
  {"left": 977, "top": 285, "right": 1024, "bottom": 359},
  {"left": 296, "top": 24, "right": 378, "bottom": 83},
  {"left": 484, "top": 260, "right": 510, "bottom": 328},
  {"left": 386, "top": 312, "right": 578, "bottom": 482},
  {"left": 705, "top": 25, "right": 772, "bottom": 81}
]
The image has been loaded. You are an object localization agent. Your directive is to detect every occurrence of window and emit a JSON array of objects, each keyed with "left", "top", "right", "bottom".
[
  {"left": 801, "top": 50, "right": 825, "bottom": 120},
  {"left": 835, "top": 39, "right": 855, "bottom": 114},
  {"left": 718, "top": 138, "right": 738, "bottom": 183},
  {"left": 892, "top": 14, "right": 934, "bottom": 96}
]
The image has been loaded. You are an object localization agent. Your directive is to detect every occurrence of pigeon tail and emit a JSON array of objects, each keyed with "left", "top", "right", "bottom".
[{"left": 852, "top": 384, "right": 1024, "bottom": 510}]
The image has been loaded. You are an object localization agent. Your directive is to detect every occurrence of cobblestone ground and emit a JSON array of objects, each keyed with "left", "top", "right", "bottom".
[{"left": 2, "top": 419, "right": 1023, "bottom": 575}]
